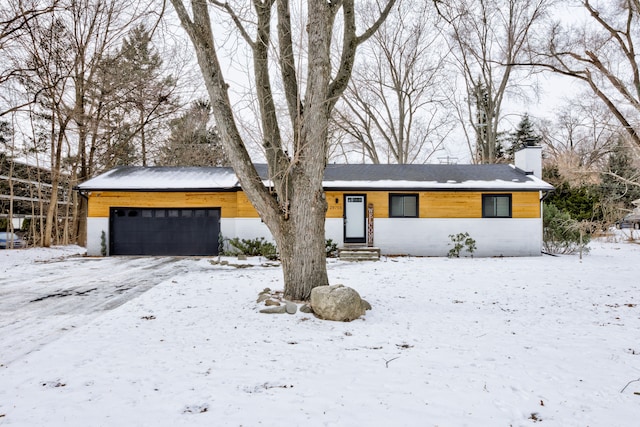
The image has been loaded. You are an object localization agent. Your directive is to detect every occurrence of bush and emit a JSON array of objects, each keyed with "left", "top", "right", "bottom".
[
  {"left": 448, "top": 232, "right": 477, "bottom": 258},
  {"left": 326, "top": 239, "right": 339, "bottom": 258},
  {"left": 226, "top": 237, "right": 278, "bottom": 260},
  {"left": 543, "top": 203, "right": 590, "bottom": 254}
]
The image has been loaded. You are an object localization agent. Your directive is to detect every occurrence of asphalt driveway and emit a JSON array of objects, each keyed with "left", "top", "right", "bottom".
[{"left": 0, "top": 251, "right": 207, "bottom": 366}]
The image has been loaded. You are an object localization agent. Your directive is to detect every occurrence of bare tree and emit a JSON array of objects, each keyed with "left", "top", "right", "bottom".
[
  {"left": 170, "top": 0, "right": 396, "bottom": 300},
  {"left": 529, "top": 0, "right": 640, "bottom": 149},
  {"left": 434, "top": 0, "right": 552, "bottom": 163},
  {"left": 0, "top": 0, "right": 61, "bottom": 116},
  {"left": 333, "top": 0, "right": 452, "bottom": 164},
  {"left": 16, "top": 0, "right": 160, "bottom": 246},
  {"left": 539, "top": 96, "right": 619, "bottom": 180}
]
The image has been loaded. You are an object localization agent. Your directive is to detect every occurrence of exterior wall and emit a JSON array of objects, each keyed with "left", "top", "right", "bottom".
[
  {"left": 86, "top": 191, "right": 256, "bottom": 218},
  {"left": 373, "top": 217, "right": 542, "bottom": 256},
  {"left": 220, "top": 218, "right": 272, "bottom": 243},
  {"left": 86, "top": 217, "right": 109, "bottom": 256},
  {"left": 85, "top": 189, "right": 544, "bottom": 257}
]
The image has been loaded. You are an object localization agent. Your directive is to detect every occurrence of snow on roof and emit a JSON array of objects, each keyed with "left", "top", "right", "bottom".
[
  {"left": 77, "top": 166, "right": 239, "bottom": 191},
  {"left": 77, "top": 164, "right": 554, "bottom": 192}
]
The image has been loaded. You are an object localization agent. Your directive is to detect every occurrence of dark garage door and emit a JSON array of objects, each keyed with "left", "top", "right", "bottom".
[{"left": 110, "top": 207, "right": 220, "bottom": 256}]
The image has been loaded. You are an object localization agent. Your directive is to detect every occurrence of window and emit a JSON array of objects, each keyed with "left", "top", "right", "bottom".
[
  {"left": 389, "top": 194, "right": 418, "bottom": 218},
  {"left": 482, "top": 194, "right": 512, "bottom": 218}
]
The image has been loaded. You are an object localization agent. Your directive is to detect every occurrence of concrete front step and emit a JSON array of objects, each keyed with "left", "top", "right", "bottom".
[{"left": 338, "top": 247, "right": 381, "bottom": 261}]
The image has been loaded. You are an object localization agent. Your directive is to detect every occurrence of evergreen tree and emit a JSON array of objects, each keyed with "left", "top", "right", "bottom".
[
  {"left": 97, "top": 24, "right": 178, "bottom": 167},
  {"left": 502, "top": 113, "right": 542, "bottom": 161},
  {"left": 158, "top": 99, "right": 227, "bottom": 167},
  {"left": 543, "top": 164, "right": 604, "bottom": 222},
  {"left": 600, "top": 141, "right": 640, "bottom": 209}
]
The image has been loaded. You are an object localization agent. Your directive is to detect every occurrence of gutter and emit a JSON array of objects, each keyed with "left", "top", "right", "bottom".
[{"left": 540, "top": 188, "right": 555, "bottom": 202}]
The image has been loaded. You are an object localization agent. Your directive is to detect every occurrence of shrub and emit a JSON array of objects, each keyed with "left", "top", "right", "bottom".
[
  {"left": 448, "top": 232, "right": 477, "bottom": 258},
  {"left": 543, "top": 203, "right": 590, "bottom": 254},
  {"left": 100, "top": 231, "right": 107, "bottom": 256},
  {"left": 326, "top": 239, "right": 339, "bottom": 258},
  {"left": 227, "top": 237, "right": 278, "bottom": 260}
]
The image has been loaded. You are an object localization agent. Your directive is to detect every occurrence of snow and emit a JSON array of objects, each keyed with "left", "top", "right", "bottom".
[
  {"left": 320, "top": 178, "right": 552, "bottom": 190},
  {"left": 77, "top": 167, "right": 240, "bottom": 191},
  {"left": 1, "top": 233, "right": 640, "bottom": 426}
]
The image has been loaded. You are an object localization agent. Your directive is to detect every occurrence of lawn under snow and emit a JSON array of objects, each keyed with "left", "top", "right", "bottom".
[{"left": 1, "top": 232, "right": 639, "bottom": 426}]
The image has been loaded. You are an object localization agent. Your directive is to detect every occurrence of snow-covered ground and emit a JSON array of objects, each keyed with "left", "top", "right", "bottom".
[{"left": 1, "top": 232, "right": 639, "bottom": 426}]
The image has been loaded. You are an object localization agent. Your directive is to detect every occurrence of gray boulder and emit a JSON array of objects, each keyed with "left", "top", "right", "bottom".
[
  {"left": 260, "top": 305, "right": 287, "bottom": 314},
  {"left": 310, "top": 285, "right": 366, "bottom": 322},
  {"left": 284, "top": 301, "right": 298, "bottom": 315}
]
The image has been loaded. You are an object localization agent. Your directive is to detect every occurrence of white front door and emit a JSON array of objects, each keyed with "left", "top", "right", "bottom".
[{"left": 344, "top": 195, "right": 366, "bottom": 243}]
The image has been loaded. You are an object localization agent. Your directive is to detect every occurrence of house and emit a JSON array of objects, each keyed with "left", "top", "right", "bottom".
[{"left": 76, "top": 146, "right": 553, "bottom": 257}]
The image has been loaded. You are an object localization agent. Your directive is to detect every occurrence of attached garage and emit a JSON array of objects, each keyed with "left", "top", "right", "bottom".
[
  {"left": 110, "top": 207, "right": 220, "bottom": 256},
  {"left": 76, "top": 166, "right": 241, "bottom": 257}
]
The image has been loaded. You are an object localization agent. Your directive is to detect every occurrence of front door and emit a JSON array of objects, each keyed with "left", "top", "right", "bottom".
[{"left": 344, "top": 194, "right": 366, "bottom": 244}]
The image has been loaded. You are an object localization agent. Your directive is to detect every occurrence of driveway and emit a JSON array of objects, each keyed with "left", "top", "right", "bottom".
[{"left": 0, "top": 251, "right": 207, "bottom": 366}]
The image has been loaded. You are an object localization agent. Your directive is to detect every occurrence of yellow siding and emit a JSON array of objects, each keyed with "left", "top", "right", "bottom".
[
  {"left": 235, "top": 192, "right": 260, "bottom": 218},
  {"left": 87, "top": 191, "right": 251, "bottom": 218},
  {"left": 512, "top": 192, "right": 541, "bottom": 218},
  {"left": 325, "top": 192, "right": 343, "bottom": 218},
  {"left": 88, "top": 190, "right": 541, "bottom": 219}
]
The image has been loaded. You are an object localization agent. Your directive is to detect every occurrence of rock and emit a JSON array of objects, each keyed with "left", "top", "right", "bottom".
[
  {"left": 284, "top": 301, "right": 297, "bottom": 314},
  {"left": 265, "top": 299, "right": 280, "bottom": 306},
  {"left": 237, "top": 254, "right": 247, "bottom": 260},
  {"left": 310, "top": 285, "right": 365, "bottom": 322},
  {"left": 263, "top": 287, "right": 271, "bottom": 293},
  {"left": 256, "top": 293, "right": 270, "bottom": 303},
  {"left": 361, "top": 299, "right": 372, "bottom": 311},
  {"left": 259, "top": 305, "right": 287, "bottom": 314},
  {"left": 299, "top": 304, "right": 313, "bottom": 314}
]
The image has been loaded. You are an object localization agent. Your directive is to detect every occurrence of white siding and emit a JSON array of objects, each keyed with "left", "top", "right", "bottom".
[
  {"left": 86, "top": 217, "right": 109, "bottom": 256},
  {"left": 373, "top": 218, "right": 542, "bottom": 256},
  {"left": 223, "top": 217, "right": 542, "bottom": 257},
  {"left": 88, "top": 216, "right": 542, "bottom": 257}
]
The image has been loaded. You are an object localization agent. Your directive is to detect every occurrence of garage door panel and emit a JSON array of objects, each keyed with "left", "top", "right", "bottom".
[{"left": 110, "top": 208, "right": 220, "bottom": 256}]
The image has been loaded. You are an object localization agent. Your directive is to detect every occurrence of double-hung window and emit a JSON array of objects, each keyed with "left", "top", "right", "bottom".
[
  {"left": 389, "top": 194, "right": 418, "bottom": 218},
  {"left": 482, "top": 194, "right": 512, "bottom": 218}
]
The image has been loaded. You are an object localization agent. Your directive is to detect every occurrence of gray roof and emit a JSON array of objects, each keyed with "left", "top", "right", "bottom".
[{"left": 77, "top": 164, "right": 554, "bottom": 192}]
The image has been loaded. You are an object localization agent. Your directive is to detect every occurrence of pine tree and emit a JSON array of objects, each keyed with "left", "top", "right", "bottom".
[
  {"left": 503, "top": 114, "right": 542, "bottom": 161},
  {"left": 158, "top": 99, "right": 227, "bottom": 167}
]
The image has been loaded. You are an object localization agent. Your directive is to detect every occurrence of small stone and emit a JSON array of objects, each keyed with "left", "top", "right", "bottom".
[
  {"left": 256, "top": 293, "right": 270, "bottom": 303},
  {"left": 263, "top": 287, "right": 271, "bottom": 293},
  {"left": 260, "top": 306, "right": 287, "bottom": 314},
  {"left": 265, "top": 299, "right": 280, "bottom": 306},
  {"left": 237, "top": 254, "right": 247, "bottom": 260},
  {"left": 284, "top": 301, "right": 297, "bottom": 314},
  {"left": 220, "top": 260, "right": 228, "bottom": 265},
  {"left": 361, "top": 299, "right": 372, "bottom": 310},
  {"left": 299, "top": 304, "right": 313, "bottom": 314}
]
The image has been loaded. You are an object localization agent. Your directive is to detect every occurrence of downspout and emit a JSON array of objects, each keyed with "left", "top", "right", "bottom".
[{"left": 540, "top": 188, "right": 555, "bottom": 255}]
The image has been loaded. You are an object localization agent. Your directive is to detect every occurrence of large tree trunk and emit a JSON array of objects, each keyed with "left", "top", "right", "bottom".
[
  {"left": 276, "top": 175, "right": 329, "bottom": 301},
  {"left": 170, "top": 0, "right": 395, "bottom": 301}
]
